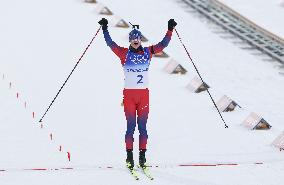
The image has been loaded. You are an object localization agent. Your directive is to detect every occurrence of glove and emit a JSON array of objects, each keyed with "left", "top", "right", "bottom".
[
  {"left": 168, "top": 19, "right": 177, "bottom": 31},
  {"left": 98, "top": 18, "right": 108, "bottom": 30}
]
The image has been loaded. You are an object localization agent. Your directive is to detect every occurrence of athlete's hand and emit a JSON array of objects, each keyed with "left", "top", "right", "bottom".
[
  {"left": 168, "top": 19, "right": 177, "bottom": 31},
  {"left": 98, "top": 18, "right": 108, "bottom": 30}
]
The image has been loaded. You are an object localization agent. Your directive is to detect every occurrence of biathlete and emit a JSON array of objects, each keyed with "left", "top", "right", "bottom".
[{"left": 98, "top": 18, "right": 177, "bottom": 169}]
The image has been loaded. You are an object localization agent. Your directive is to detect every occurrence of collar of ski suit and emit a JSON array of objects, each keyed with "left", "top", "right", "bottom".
[{"left": 129, "top": 45, "right": 144, "bottom": 53}]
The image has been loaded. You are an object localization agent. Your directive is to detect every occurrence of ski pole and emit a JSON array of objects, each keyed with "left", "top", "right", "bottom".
[
  {"left": 174, "top": 29, "right": 228, "bottom": 128},
  {"left": 39, "top": 26, "right": 102, "bottom": 123}
]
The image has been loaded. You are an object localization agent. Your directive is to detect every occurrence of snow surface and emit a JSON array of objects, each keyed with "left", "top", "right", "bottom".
[
  {"left": 220, "top": 0, "right": 284, "bottom": 39},
  {"left": 0, "top": 0, "right": 284, "bottom": 184}
]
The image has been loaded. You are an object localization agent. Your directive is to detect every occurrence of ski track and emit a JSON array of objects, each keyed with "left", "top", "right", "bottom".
[{"left": 1, "top": 0, "right": 284, "bottom": 185}]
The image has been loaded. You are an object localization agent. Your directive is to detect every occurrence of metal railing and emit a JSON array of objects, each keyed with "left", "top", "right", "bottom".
[{"left": 181, "top": 0, "right": 284, "bottom": 64}]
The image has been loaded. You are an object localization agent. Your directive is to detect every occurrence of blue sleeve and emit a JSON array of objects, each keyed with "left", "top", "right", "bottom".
[
  {"left": 103, "top": 30, "right": 118, "bottom": 49},
  {"left": 150, "top": 30, "right": 173, "bottom": 54},
  {"left": 102, "top": 30, "right": 128, "bottom": 62}
]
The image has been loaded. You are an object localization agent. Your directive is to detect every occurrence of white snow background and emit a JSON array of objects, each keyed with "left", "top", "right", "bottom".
[{"left": 0, "top": 0, "right": 284, "bottom": 184}]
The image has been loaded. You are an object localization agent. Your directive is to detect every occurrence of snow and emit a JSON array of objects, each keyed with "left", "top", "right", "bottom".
[
  {"left": 219, "top": 0, "right": 284, "bottom": 39},
  {"left": 0, "top": 0, "right": 284, "bottom": 184}
]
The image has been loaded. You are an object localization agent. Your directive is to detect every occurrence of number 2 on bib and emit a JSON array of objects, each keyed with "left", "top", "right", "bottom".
[{"left": 137, "top": 75, "right": 143, "bottom": 84}]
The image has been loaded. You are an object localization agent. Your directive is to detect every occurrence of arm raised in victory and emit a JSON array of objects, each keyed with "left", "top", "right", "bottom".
[
  {"left": 148, "top": 19, "right": 177, "bottom": 55},
  {"left": 99, "top": 18, "right": 128, "bottom": 64}
]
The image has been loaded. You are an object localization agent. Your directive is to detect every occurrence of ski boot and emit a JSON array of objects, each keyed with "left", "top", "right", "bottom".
[
  {"left": 139, "top": 149, "right": 147, "bottom": 168},
  {"left": 126, "top": 149, "right": 134, "bottom": 169}
]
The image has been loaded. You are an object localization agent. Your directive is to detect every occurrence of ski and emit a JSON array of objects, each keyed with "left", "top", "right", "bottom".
[
  {"left": 137, "top": 165, "right": 154, "bottom": 180},
  {"left": 129, "top": 168, "right": 139, "bottom": 180},
  {"left": 126, "top": 163, "right": 139, "bottom": 180}
]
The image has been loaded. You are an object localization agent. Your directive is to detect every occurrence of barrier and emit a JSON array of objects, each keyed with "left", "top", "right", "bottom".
[
  {"left": 186, "top": 76, "right": 209, "bottom": 93},
  {"left": 242, "top": 112, "right": 271, "bottom": 130}
]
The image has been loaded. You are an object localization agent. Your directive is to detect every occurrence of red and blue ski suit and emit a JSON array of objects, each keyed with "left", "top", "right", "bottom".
[{"left": 103, "top": 29, "right": 172, "bottom": 150}]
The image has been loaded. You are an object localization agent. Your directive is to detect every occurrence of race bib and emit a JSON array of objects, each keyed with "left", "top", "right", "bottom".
[{"left": 123, "top": 48, "right": 150, "bottom": 89}]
